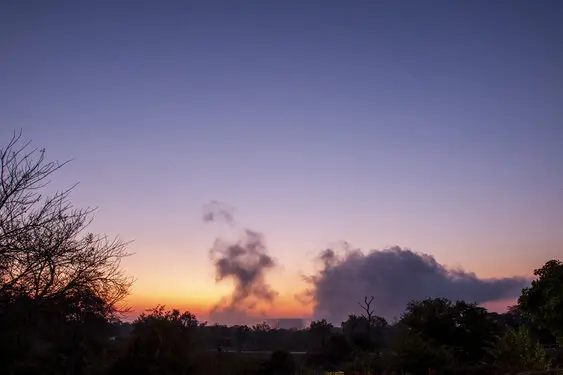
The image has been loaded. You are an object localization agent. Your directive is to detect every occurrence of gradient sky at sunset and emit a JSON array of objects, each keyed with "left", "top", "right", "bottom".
[{"left": 1, "top": 1, "right": 562, "bottom": 321}]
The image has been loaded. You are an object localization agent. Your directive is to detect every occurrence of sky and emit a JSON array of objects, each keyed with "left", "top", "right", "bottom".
[{"left": 1, "top": 1, "right": 562, "bottom": 323}]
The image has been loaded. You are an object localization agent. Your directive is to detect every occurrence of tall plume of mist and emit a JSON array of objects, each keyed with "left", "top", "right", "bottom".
[
  {"left": 302, "top": 244, "right": 530, "bottom": 324},
  {"left": 203, "top": 201, "right": 278, "bottom": 325}
]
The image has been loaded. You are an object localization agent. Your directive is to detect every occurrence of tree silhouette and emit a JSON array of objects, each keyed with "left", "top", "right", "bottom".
[
  {"left": 342, "top": 313, "right": 387, "bottom": 352},
  {"left": 400, "top": 298, "right": 503, "bottom": 365},
  {"left": 110, "top": 306, "right": 200, "bottom": 375},
  {"left": 234, "top": 324, "right": 251, "bottom": 351},
  {"left": 489, "top": 326, "right": 551, "bottom": 371},
  {"left": 518, "top": 259, "right": 563, "bottom": 346},
  {"left": 309, "top": 319, "right": 334, "bottom": 351},
  {"left": 0, "top": 132, "right": 133, "bottom": 374},
  {"left": 0, "top": 131, "right": 133, "bottom": 307},
  {"left": 358, "top": 295, "right": 376, "bottom": 349}
]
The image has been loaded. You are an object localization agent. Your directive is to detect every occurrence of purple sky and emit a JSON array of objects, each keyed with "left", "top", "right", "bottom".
[{"left": 1, "top": 1, "right": 562, "bottom": 315}]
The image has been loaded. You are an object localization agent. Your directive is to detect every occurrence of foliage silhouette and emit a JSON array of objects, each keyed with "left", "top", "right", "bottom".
[
  {"left": 518, "top": 259, "right": 563, "bottom": 346},
  {"left": 400, "top": 298, "right": 504, "bottom": 365},
  {"left": 489, "top": 326, "right": 551, "bottom": 371},
  {"left": 109, "top": 306, "right": 201, "bottom": 375}
]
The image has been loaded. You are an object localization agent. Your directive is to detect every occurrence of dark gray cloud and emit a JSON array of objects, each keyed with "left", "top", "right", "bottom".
[
  {"left": 304, "top": 245, "right": 529, "bottom": 324},
  {"left": 203, "top": 202, "right": 278, "bottom": 325}
]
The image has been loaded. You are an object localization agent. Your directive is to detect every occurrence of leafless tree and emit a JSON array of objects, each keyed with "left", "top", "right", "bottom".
[
  {"left": 359, "top": 295, "right": 375, "bottom": 344},
  {"left": 0, "top": 131, "right": 133, "bottom": 313}
]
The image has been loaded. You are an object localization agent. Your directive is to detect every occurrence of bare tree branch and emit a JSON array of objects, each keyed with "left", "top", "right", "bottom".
[
  {"left": 359, "top": 295, "right": 376, "bottom": 346},
  {"left": 0, "top": 132, "right": 133, "bottom": 317}
]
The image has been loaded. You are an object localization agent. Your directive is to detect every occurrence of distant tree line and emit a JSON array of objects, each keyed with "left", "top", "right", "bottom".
[{"left": 1, "top": 133, "right": 562, "bottom": 374}]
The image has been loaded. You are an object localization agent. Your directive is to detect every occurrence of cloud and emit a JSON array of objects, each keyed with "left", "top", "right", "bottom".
[
  {"left": 202, "top": 200, "right": 235, "bottom": 226},
  {"left": 304, "top": 245, "right": 529, "bottom": 324},
  {"left": 202, "top": 202, "right": 530, "bottom": 326},
  {"left": 203, "top": 202, "right": 278, "bottom": 325}
]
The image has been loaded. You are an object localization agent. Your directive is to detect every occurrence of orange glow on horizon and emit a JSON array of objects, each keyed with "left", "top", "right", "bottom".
[{"left": 123, "top": 292, "right": 313, "bottom": 322}]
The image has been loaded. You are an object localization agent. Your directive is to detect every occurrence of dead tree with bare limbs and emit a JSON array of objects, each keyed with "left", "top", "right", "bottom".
[{"left": 359, "top": 295, "right": 376, "bottom": 348}]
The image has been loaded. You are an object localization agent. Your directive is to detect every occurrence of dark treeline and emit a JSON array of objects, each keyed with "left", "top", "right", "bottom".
[
  {"left": 1, "top": 133, "right": 562, "bottom": 375},
  {"left": 104, "top": 290, "right": 561, "bottom": 375}
]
